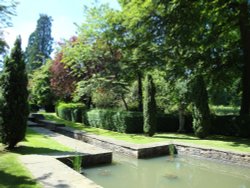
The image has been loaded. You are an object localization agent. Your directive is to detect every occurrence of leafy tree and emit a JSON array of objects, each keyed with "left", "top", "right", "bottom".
[
  {"left": 0, "top": 0, "right": 17, "bottom": 56},
  {"left": 61, "top": 5, "right": 130, "bottom": 108},
  {"left": 143, "top": 74, "right": 157, "bottom": 137},
  {"left": 50, "top": 52, "right": 77, "bottom": 101},
  {"left": 191, "top": 75, "right": 211, "bottom": 139},
  {"left": 29, "top": 60, "right": 55, "bottom": 112},
  {"left": 0, "top": 36, "right": 29, "bottom": 149},
  {"left": 25, "top": 14, "right": 53, "bottom": 72}
]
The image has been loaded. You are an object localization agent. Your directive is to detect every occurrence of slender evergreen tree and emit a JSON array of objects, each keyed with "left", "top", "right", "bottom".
[
  {"left": 1, "top": 36, "right": 29, "bottom": 149},
  {"left": 25, "top": 14, "right": 53, "bottom": 72},
  {"left": 143, "top": 74, "right": 157, "bottom": 137},
  {"left": 191, "top": 75, "right": 211, "bottom": 139}
]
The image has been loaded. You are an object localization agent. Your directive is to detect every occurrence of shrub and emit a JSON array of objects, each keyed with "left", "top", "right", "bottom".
[
  {"left": 86, "top": 109, "right": 143, "bottom": 133},
  {"left": 57, "top": 102, "right": 87, "bottom": 123}
]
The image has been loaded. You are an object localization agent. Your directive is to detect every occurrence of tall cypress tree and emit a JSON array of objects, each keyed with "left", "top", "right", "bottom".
[
  {"left": 25, "top": 14, "right": 53, "bottom": 72},
  {"left": 1, "top": 36, "right": 29, "bottom": 149},
  {"left": 143, "top": 74, "right": 157, "bottom": 137},
  {"left": 191, "top": 75, "right": 211, "bottom": 139}
]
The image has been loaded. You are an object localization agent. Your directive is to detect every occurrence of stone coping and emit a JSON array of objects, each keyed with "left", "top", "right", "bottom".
[
  {"left": 20, "top": 155, "right": 103, "bottom": 188},
  {"left": 52, "top": 126, "right": 250, "bottom": 167}
]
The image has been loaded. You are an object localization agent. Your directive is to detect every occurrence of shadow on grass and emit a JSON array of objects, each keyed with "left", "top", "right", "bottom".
[
  {"left": 10, "top": 146, "right": 69, "bottom": 155},
  {"left": 0, "top": 170, "right": 37, "bottom": 188}
]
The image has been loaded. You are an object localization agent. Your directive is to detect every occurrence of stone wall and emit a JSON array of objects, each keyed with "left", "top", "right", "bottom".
[{"left": 50, "top": 126, "right": 250, "bottom": 167}]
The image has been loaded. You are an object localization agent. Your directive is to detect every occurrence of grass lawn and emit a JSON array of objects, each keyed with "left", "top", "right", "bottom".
[
  {"left": 0, "top": 128, "right": 73, "bottom": 188},
  {"left": 0, "top": 153, "right": 41, "bottom": 188},
  {"left": 43, "top": 113, "right": 250, "bottom": 153}
]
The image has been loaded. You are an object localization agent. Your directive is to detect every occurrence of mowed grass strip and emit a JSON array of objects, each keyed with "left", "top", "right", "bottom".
[
  {"left": 43, "top": 113, "right": 250, "bottom": 153},
  {"left": 12, "top": 128, "right": 73, "bottom": 155},
  {"left": 0, "top": 127, "right": 73, "bottom": 187}
]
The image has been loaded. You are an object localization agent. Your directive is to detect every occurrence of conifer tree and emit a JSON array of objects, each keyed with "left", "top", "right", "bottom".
[
  {"left": 25, "top": 14, "right": 53, "bottom": 72},
  {"left": 1, "top": 36, "right": 29, "bottom": 149},
  {"left": 191, "top": 75, "right": 211, "bottom": 138},
  {"left": 143, "top": 74, "right": 157, "bottom": 137}
]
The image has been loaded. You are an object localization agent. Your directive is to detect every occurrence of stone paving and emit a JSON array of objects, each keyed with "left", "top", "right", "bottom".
[
  {"left": 30, "top": 127, "right": 112, "bottom": 166},
  {"left": 20, "top": 155, "right": 102, "bottom": 188},
  {"left": 19, "top": 127, "right": 112, "bottom": 188}
]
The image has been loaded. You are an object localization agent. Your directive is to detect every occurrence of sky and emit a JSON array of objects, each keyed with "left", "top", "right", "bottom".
[{"left": 4, "top": 0, "right": 120, "bottom": 50}]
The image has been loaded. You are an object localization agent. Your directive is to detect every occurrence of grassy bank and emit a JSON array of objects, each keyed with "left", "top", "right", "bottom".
[{"left": 43, "top": 113, "right": 250, "bottom": 153}]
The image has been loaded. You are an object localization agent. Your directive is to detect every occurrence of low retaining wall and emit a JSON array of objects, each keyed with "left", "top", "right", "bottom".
[
  {"left": 174, "top": 143, "right": 250, "bottom": 167},
  {"left": 54, "top": 126, "right": 172, "bottom": 158},
  {"left": 54, "top": 126, "right": 250, "bottom": 166}
]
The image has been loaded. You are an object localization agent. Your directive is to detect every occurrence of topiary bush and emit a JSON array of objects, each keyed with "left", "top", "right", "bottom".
[
  {"left": 56, "top": 102, "right": 87, "bottom": 123},
  {"left": 86, "top": 109, "right": 143, "bottom": 133}
]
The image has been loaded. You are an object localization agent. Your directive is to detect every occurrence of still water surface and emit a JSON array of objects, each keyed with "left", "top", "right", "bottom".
[{"left": 84, "top": 154, "right": 250, "bottom": 188}]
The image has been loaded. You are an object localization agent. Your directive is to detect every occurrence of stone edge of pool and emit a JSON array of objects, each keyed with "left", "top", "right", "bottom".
[{"left": 49, "top": 126, "right": 250, "bottom": 168}]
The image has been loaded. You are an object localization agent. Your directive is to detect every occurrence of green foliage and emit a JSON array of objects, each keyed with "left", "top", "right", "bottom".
[
  {"left": 29, "top": 60, "right": 55, "bottom": 110},
  {"left": 0, "top": 0, "right": 17, "bottom": 55},
  {"left": 0, "top": 37, "right": 29, "bottom": 148},
  {"left": 73, "top": 155, "right": 82, "bottom": 173},
  {"left": 25, "top": 14, "right": 53, "bottom": 72},
  {"left": 74, "top": 77, "right": 128, "bottom": 109},
  {"left": 56, "top": 102, "right": 87, "bottom": 123},
  {"left": 143, "top": 74, "right": 157, "bottom": 136},
  {"left": 210, "top": 105, "right": 240, "bottom": 116},
  {"left": 191, "top": 75, "right": 211, "bottom": 139},
  {"left": 86, "top": 109, "right": 143, "bottom": 133}
]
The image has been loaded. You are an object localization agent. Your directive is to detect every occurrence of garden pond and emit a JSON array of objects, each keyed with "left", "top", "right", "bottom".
[{"left": 84, "top": 154, "right": 250, "bottom": 188}]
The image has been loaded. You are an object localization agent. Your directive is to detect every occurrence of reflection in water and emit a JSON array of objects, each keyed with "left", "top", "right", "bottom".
[{"left": 84, "top": 154, "right": 250, "bottom": 188}]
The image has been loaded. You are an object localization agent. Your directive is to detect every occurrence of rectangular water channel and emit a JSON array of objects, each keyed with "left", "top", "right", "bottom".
[{"left": 83, "top": 154, "right": 250, "bottom": 188}]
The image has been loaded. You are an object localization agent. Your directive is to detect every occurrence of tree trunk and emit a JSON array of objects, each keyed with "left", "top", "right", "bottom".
[
  {"left": 239, "top": 1, "right": 250, "bottom": 115},
  {"left": 178, "top": 102, "right": 185, "bottom": 133},
  {"left": 137, "top": 71, "right": 143, "bottom": 112},
  {"left": 121, "top": 94, "right": 129, "bottom": 111}
]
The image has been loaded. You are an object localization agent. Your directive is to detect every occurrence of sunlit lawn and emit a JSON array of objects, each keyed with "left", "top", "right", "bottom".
[
  {"left": 0, "top": 128, "right": 73, "bottom": 188},
  {"left": 43, "top": 113, "right": 250, "bottom": 153}
]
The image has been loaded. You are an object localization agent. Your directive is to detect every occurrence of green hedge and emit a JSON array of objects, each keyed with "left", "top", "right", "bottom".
[
  {"left": 86, "top": 109, "right": 143, "bottom": 133},
  {"left": 211, "top": 115, "right": 250, "bottom": 138},
  {"left": 156, "top": 114, "right": 193, "bottom": 133},
  {"left": 55, "top": 104, "right": 250, "bottom": 137},
  {"left": 56, "top": 103, "right": 87, "bottom": 123}
]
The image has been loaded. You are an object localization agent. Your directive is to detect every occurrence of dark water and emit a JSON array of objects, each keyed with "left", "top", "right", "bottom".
[{"left": 84, "top": 154, "right": 250, "bottom": 188}]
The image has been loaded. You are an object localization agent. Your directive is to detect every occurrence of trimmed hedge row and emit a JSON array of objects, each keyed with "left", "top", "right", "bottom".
[
  {"left": 86, "top": 109, "right": 143, "bottom": 133},
  {"left": 156, "top": 114, "right": 193, "bottom": 133},
  {"left": 56, "top": 104, "right": 250, "bottom": 137},
  {"left": 56, "top": 103, "right": 87, "bottom": 123},
  {"left": 211, "top": 115, "right": 250, "bottom": 138}
]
